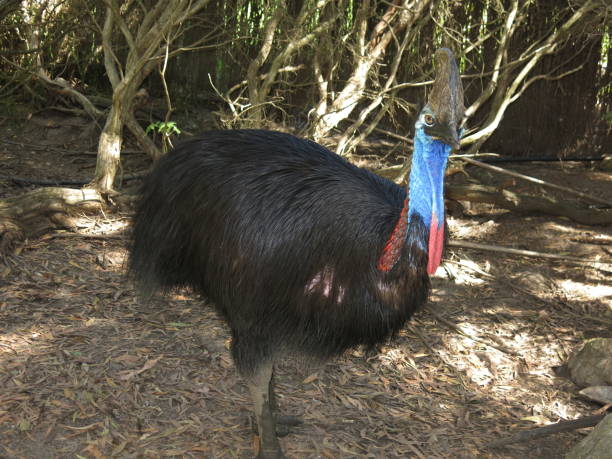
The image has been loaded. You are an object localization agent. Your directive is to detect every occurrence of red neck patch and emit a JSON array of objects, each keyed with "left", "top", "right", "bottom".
[
  {"left": 378, "top": 200, "right": 445, "bottom": 275},
  {"left": 427, "top": 215, "right": 444, "bottom": 275},
  {"left": 377, "top": 198, "right": 409, "bottom": 272}
]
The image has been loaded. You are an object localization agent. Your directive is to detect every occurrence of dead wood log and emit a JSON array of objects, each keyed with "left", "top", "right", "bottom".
[
  {"left": 0, "top": 187, "right": 105, "bottom": 254},
  {"left": 447, "top": 184, "right": 612, "bottom": 226}
]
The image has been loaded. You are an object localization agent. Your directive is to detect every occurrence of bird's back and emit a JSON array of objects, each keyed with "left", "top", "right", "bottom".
[{"left": 129, "top": 129, "right": 429, "bottom": 363}]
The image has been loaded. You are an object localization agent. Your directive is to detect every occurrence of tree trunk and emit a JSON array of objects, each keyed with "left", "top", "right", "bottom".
[
  {"left": 90, "top": 98, "right": 124, "bottom": 193},
  {"left": 89, "top": 0, "right": 211, "bottom": 193}
]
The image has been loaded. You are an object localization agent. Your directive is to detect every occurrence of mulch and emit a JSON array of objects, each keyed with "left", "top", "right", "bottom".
[{"left": 1, "top": 121, "right": 611, "bottom": 457}]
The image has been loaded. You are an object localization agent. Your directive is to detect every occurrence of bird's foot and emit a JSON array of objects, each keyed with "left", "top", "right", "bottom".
[
  {"left": 364, "top": 343, "right": 383, "bottom": 361},
  {"left": 250, "top": 414, "right": 303, "bottom": 438},
  {"left": 274, "top": 414, "right": 303, "bottom": 437},
  {"left": 255, "top": 448, "right": 287, "bottom": 459}
]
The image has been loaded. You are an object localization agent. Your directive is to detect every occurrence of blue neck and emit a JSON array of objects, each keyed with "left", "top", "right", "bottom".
[{"left": 407, "top": 128, "right": 451, "bottom": 228}]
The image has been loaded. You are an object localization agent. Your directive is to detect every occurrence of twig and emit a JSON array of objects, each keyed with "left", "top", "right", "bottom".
[
  {"left": 448, "top": 240, "right": 611, "bottom": 266},
  {"left": 450, "top": 153, "right": 501, "bottom": 159},
  {"left": 489, "top": 414, "right": 606, "bottom": 447},
  {"left": 459, "top": 157, "right": 612, "bottom": 208},
  {"left": 345, "top": 118, "right": 412, "bottom": 143}
]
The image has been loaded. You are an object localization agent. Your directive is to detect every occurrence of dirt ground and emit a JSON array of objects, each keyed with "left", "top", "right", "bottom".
[{"left": 1, "top": 112, "right": 611, "bottom": 458}]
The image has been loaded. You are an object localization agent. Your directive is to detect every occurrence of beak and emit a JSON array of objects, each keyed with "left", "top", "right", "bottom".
[{"left": 425, "top": 123, "right": 461, "bottom": 151}]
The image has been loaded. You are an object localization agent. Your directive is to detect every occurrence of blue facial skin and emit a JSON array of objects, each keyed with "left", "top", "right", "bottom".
[{"left": 407, "top": 111, "right": 452, "bottom": 230}]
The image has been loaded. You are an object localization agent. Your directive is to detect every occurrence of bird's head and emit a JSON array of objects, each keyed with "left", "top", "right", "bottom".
[{"left": 409, "top": 48, "right": 465, "bottom": 275}]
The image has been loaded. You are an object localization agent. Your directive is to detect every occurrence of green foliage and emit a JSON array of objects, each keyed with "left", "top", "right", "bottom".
[
  {"left": 0, "top": 0, "right": 106, "bottom": 102},
  {"left": 146, "top": 121, "right": 181, "bottom": 137},
  {"left": 146, "top": 121, "right": 181, "bottom": 154}
]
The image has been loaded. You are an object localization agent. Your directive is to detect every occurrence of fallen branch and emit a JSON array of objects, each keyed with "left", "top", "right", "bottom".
[
  {"left": 1, "top": 175, "right": 91, "bottom": 186},
  {"left": 0, "top": 187, "right": 106, "bottom": 254},
  {"left": 458, "top": 157, "right": 612, "bottom": 208},
  {"left": 448, "top": 240, "right": 611, "bottom": 266},
  {"left": 446, "top": 183, "right": 612, "bottom": 226},
  {"left": 489, "top": 414, "right": 606, "bottom": 447}
]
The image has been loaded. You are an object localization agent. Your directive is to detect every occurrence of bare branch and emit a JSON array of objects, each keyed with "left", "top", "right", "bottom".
[
  {"left": 101, "top": 0, "right": 135, "bottom": 52},
  {"left": 102, "top": 5, "right": 123, "bottom": 89},
  {"left": 313, "top": 0, "right": 431, "bottom": 140},
  {"left": 462, "top": 0, "right": 599, "bottom": 149}
]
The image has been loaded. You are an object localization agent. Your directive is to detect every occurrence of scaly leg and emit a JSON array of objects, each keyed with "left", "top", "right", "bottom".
[
  {"left": 267, "top": 367, "right": 302, "bottom": 437},
  {"left": 248, "top": 361, "right": 285, "bottom": 459}
]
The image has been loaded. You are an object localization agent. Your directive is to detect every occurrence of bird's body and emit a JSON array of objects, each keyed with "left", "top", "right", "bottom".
[
  {"left": 128, "top": 48, "right": 465, "bottom": 458},
  {"left": 130, "top": 129, "right": 430, "bottom": 373}
]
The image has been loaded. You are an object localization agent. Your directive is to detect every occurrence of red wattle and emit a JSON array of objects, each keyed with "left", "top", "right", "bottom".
[
  {"left": 377, "top": 198, "right": 409, "bottom": 272},
  {"left": 427, "top": 215, "right": 444, "bottom": 275}
]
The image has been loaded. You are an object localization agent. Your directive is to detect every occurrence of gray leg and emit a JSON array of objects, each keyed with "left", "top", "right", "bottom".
[
  {"left": 267, "top": 368, "right": 302, "bottom": 437},
  {"left": 268, "top": 367, "right": 278, "bottom": 412},
  {"left": 248, "top": 361, "right": 285, "bottom": 459}
]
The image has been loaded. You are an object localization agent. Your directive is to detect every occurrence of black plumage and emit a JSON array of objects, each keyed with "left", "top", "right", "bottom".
[
  {"left": 129, "top": 48, "right": 464, "bottom": 458},
  {"left": 129, "top": 130, "right": 429, "bottom": 374}
]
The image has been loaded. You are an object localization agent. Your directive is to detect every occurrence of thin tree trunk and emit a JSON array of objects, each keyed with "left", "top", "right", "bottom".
[
  {"left": 90, "top": 97, "right": 124, "bottom": 193},
  {"left": 90, "top": 0, "right": 211, "bottom": 193},
  {"left": 246, "top": 1, "right": 285, "bottom": 126}
]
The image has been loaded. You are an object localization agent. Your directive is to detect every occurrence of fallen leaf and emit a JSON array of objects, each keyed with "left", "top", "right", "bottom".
[{"left": 118, "top": 355, "right": 163, "bottom": 380}]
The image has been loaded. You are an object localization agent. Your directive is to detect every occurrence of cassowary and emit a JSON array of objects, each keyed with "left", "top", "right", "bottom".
[{"left": 128, "top": 48, "right": 464, "bottom": 458}]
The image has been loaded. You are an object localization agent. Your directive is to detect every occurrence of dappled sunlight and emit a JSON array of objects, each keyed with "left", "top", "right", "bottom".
[
  {"left": 0, "top": 0, "right": 608, "bottom": 453},
  {"left": 1, "top": 211, "right": 608, "bottom": 458},
  {"left": 530, "top": 398, "right": 585, "bottom": 425},
  {"left": 557, "top": 279, "right": 612, "bottom": 304},
  {"left": 0, "top": 327, "right": 54, "bottom": 357},
  {"left": 0, "top": 140, "right": 609, "bottom": 458},
  {"left": 448, "top": 216, "right": 500, "bottom": 240},
  {"left": 443, "top": 258, "right": 490, "bottom": 285},
  {"left": 72, "top": 214, "right": 130, "bottom": 236}
]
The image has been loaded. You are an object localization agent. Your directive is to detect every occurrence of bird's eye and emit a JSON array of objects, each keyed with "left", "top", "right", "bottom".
[{"left": 423, "top": 114, "right": 435, "bottom": 126}]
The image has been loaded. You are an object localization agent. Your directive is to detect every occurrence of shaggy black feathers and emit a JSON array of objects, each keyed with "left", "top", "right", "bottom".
[{"left": 128, "top": 129, "right": 430, "bottom": 375}]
